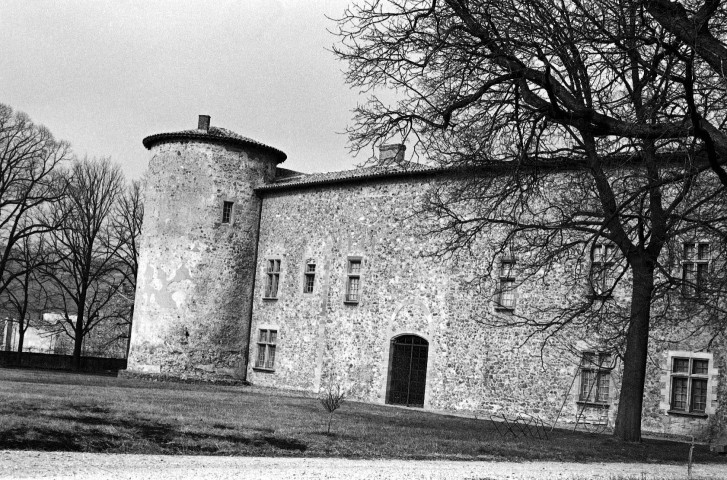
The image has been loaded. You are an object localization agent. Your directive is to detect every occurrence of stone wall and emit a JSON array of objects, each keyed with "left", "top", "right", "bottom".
[
  {"left": 247, "top": 173, "right": 725, "bottom": 441},
  {"left": 128, "top": 139, "right": 278, "bottom": 379}
]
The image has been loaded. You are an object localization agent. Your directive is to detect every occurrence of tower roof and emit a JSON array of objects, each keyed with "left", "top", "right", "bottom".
[{"left": 143, "top": 125, "right": 287, "bottom": 163}]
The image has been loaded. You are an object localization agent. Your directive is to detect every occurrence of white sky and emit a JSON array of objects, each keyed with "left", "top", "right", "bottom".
[{"left": 0, "top": 0, "right": 371, "bottom": 179}]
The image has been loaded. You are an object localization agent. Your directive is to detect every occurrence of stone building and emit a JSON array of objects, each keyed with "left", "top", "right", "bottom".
[{"left": 128, "top": 115, "right": 725, "bottom": 443}]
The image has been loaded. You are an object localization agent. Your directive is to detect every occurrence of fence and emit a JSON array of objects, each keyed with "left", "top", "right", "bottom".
[{"left": 0, "top": 351, "right": 126, "bottom": 373}]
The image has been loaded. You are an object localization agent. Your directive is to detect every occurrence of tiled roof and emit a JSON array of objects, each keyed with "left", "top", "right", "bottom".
[
  {"left": 258, "top": 163, "right": 449, "bottom": 191},
  {"left": 274, "top": 167, "right": 304, "bottom": 179},
  {"left": 142, "top": 127, "right": 287, "bottom": 162}
]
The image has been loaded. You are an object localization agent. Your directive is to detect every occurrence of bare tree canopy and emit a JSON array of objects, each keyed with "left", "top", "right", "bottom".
[
  {"left": 646, "top": 0, "right": 727, "bottom": 78},
  {"left": 0, "top": 106, "right": 141, "bottom": 363},
  {"left": 334, "top": 0, "right": 727, "bottom": 441},
  {"left": 0, "top": 104, "right": 70, "bottom": 296},
  {"left": 113, "top": 180, "right": 144, "bottom": 293},
  {"left": 0, "top": 228, "right": 57, "bottom": 362},
  {"left": 112, "top": 179, "right": 144, "bottom": 356},
  {"left": 644, "top": 0, "right": 727, "bottom": 186},
  {"left": 44, "top": 158, "right": 128, "bottom": 367},
  {"left": 335, "top": 0, "right": 727, "bottom": 181}
]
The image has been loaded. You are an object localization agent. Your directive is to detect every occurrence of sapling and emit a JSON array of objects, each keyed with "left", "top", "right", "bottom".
[{"left": 319, "top": 383, "right": 346, "bottom": 434}]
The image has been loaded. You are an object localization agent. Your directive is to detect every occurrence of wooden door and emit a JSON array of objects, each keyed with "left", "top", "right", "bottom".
[{"left": 387, "top": 335, "right": 428, "bottom": 407}]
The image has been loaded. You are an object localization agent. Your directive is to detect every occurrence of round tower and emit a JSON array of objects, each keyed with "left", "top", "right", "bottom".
[{"left": 128, "top": 115, "right": 286, "bottom": 379}]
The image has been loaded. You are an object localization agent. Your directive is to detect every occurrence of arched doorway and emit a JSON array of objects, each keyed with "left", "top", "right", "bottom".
[{"left": 386, "top": 335, "right": 428, "bottom": 407}]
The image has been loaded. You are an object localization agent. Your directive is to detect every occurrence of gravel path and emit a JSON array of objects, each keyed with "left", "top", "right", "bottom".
[{"left": 1, "top": 451, "right": 725, "bottom": 480}]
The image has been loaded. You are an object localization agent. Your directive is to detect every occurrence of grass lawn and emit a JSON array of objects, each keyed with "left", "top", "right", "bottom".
[{"left": 1, "top": 368, "right": 725, "bottom": 463}]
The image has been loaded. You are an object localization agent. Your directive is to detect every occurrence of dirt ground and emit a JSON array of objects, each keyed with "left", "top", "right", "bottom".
[{"left": 1, "top": 450, "right": 725, "bottom": 480}]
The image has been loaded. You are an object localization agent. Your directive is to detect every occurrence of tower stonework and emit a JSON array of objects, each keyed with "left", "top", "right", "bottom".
[{"left": 127, "top": 116, "right": 286, "bottom": 379}]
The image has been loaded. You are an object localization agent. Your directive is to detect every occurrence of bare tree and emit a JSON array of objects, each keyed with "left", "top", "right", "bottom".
[
  {"left": 112, "top": 179, "right": 144, "bottom": 357},
  {"left": 319, "top": 382, "right": 347, "bottom": 435},
  {"left": 645, "top": 0, "right": 727, "bottom": 76},
  {"left": 0, "top": 104, "right": 69, "bottom": 299},
  {"left": 643, "top": 0, "right": 727, "bottom": 186},
  {"left": 45, "top": 158, "right": 126, "bottom": 369},
  {"left": 334, "top": 0, "right": 727, "bottom": 441},
  {"left": 0, "top": 229, "right": 58, "bottom": 364}
]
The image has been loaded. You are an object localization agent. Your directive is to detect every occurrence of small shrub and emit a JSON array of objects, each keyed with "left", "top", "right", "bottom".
[{"left": 319, "top": 383, "right": 346, "bottom": 434}]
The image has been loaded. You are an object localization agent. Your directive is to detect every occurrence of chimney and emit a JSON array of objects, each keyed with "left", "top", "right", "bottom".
[
  {"left": 198, "top": 115, "right": 211, "bottom": 132},
  {"left": 379, "top": 144, "right": 406, "bottom": 165}
]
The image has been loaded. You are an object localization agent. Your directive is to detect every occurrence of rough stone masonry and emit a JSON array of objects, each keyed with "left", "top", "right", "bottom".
[{"left": 128, "top": 115, "right": 726, "bottom": 444}]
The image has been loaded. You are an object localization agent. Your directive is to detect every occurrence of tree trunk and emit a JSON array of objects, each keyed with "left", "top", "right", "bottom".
[
  {"left": 125, "top": 304, "right": 134, "bottom": 359},
  {"left": 613, "top": 260, "right": 655, "bottom": 442},
  {"left": 16, "top": 325, "right": 24, "bottom": 367},
  {"left": 72, "top": 311, "right": 84, "bottom": 371}
]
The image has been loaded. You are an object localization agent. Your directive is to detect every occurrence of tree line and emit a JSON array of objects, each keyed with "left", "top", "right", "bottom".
[{"left": 0, "top": 104, "right": 143, "bottom": 369}]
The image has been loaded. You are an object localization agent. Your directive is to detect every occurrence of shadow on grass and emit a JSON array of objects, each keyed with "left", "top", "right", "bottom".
[
  {"left": 3, "top": 371, "right": 727, "bottom": 462},
  {"left": 0, "top": 406, "right": 305, "bottom": 455},
  {"left": 262, "top": 436, "right": 307, "bottom": 451},
  {"left": 2, "top": 401, "right": 720, "bottom": 462}
]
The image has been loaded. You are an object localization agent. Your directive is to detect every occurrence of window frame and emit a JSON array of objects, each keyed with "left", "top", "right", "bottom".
[
  {"left": 303, "top": 261, "right": 316, "bottom": 294},
  {"left": 590, "top": 242, "right": 617, "bottom": 298},
  {"left": 668, "top": 355, "right": 710, "bottom": 416},
  {"left": 682, "top": 241, "right": 710, "bottom": 298},
  {"left": 254, "top": 328, "right": 277, "bottom": 371},
  {"left": 263, "top": 258, "right": 281, "bottom": 300},
  {"left": 344, "top": 257, "right": 362, "bottom": 304},
  {"left": 577, "top": 351, "right": 613, "bottom": 406},
  {"left": 222, "top": 201, "right": 234, "bottom": 224},
  {"left": 494, "top": 257, "right": 517, "bottom": 311}
]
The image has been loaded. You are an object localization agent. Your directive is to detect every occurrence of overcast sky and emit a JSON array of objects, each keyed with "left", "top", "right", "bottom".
[{"left": 0, "top": 1, "right": 371, "bottom": 179}]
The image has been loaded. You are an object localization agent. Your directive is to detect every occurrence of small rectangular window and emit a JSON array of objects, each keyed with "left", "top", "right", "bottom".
[
  {"left": 303, "top": 262, "right": 316, "bottom": 294},
  {"left": 590, "top": 243, "right": 616, "bottom": 297},
  {"left": 495, "top": 258, "right": 516, "bottom": 310},
  {"left": 255, "top": 329, "right": 277, "bottom": 370},
  {"left": 682, "top": 242, "right": 709, "bottom": 297},
  {"left": 670, "top": 356, "right": 710, "bottom": 414},
  {"left": 222, "top": 201, "right": 234, "bottom": 223},
  {"left": 345, "top": 259, "right": 361, "bottom": 303},
  {"left": 264, "top": 259, "right": 281, "bottom": 299}
]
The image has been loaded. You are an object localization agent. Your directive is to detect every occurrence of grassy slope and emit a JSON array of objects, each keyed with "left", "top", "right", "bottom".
[{"left": 1, "top": 368, "right": 725, "bottom": 463}]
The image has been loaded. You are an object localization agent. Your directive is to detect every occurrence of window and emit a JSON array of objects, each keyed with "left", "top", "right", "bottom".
[
  {"left": 682, "top": 242, "right": 709, "bottom": 297},
  {"left": 222, "top": 201, "right": 234, "bottom": 224},
  {"left": 345, "top": 258, "right": 361, "bottom": 303},
  {"left": 255, "top": 329, "right": 277, "bottom": 370},
  {"left": 670, "top": 356, "right": 709, "bottom": 414},
  {"left": 495, "top": 258, "right": 516, "bottom": 310},
  {"left": 579, "top": 352, "right": 612, "bottom": 404},
  {"left": 591, "top": 243, "right": 616, "bottom": 297},
  {"left": 264, "top": 259, "right": 280, "bottom": 299},
  {"left": 303, "top": 262, "right": 316, "bottom": 294}
]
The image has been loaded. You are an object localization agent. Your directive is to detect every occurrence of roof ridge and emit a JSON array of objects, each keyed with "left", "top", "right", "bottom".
[{"left": 259, "top": 162, "right": 444, "bottom": 191}]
